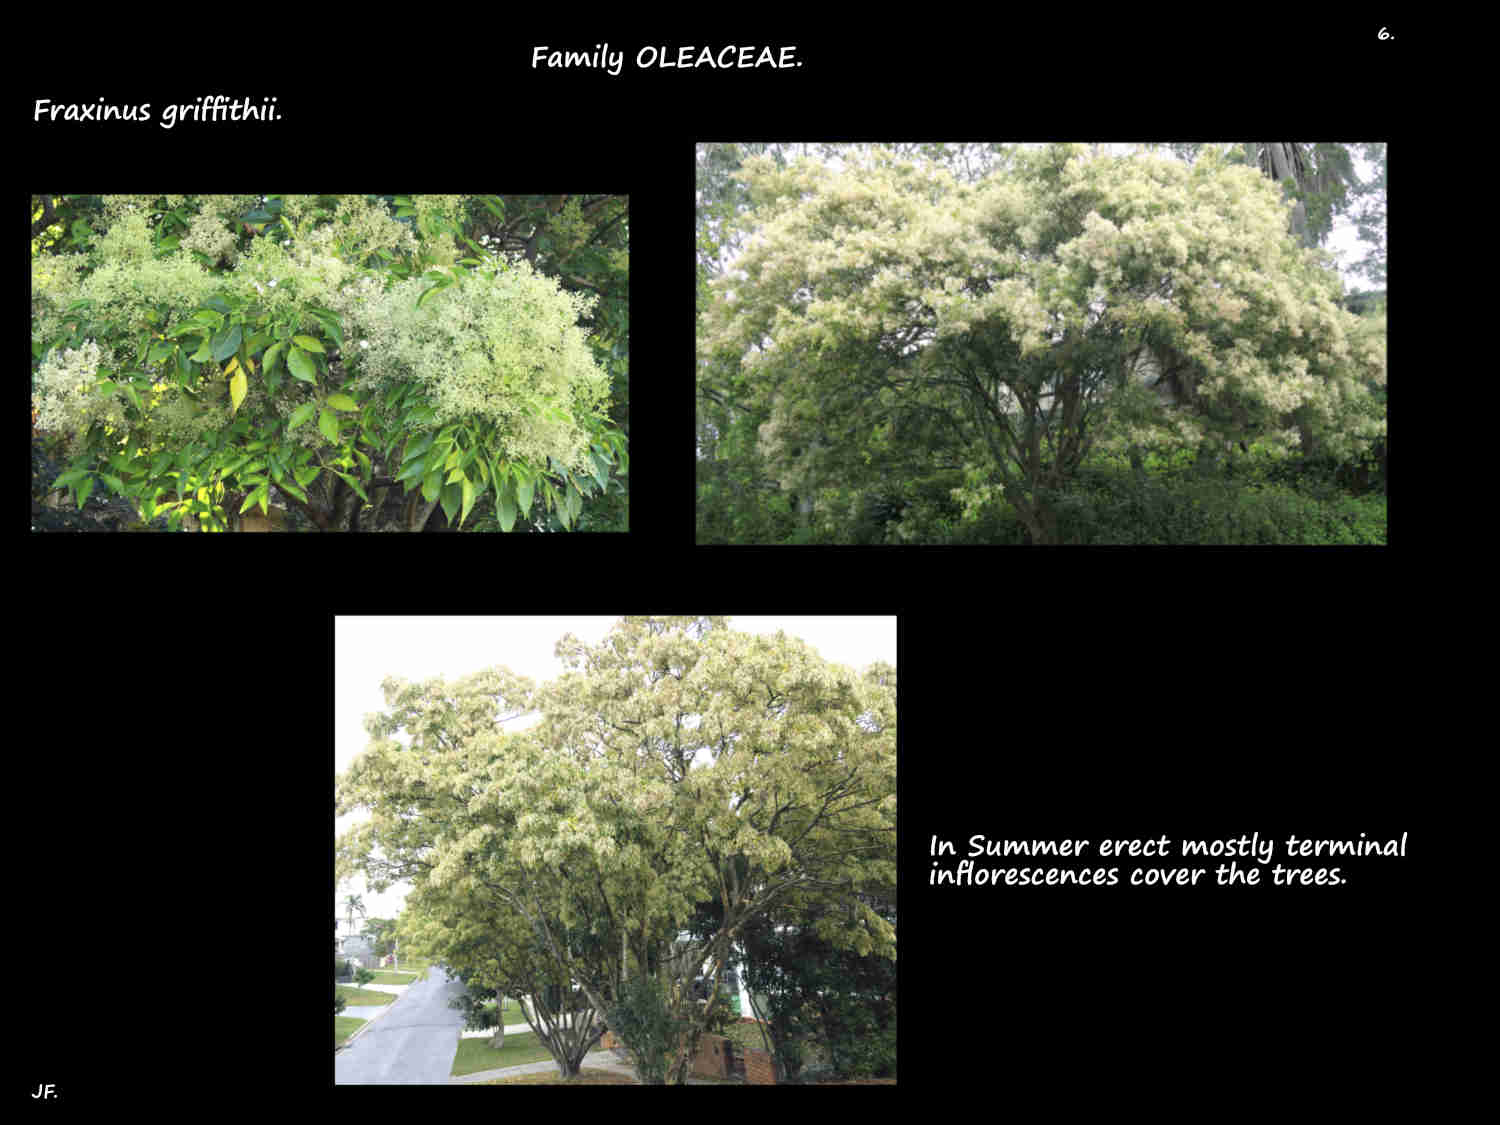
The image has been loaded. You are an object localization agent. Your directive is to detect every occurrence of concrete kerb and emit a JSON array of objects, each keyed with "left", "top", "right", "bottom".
[{"left": 335, "top": 971, "right": 422, "bottom": 1053}]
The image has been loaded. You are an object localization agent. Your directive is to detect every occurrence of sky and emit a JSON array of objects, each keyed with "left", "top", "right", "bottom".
[{"left": 333, "top": 615, "right": 897, "bottom": 934}]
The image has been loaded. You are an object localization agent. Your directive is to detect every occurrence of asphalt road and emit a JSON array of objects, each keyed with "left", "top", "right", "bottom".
[{"left": 335, "top": 966, "right": 468, "bottom": 1084}]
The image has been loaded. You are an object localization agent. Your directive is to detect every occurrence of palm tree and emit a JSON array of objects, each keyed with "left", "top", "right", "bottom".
[{"left": 342, "top": 894, "right": 366, "bottom": 942}]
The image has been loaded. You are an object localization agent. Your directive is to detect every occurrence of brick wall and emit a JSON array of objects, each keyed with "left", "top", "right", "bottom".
[{"left": 740, "top": 1042, "right": 777, "bottom": 1085}]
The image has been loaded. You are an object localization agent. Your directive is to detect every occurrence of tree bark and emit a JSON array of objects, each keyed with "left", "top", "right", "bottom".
[{"left": 486, "top": 988, "right": 505, "bottom": 1049}]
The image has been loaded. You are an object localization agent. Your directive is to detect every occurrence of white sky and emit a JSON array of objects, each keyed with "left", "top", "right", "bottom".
[{"left": 333, "top": 615, "right": 896, "bottom": 933}]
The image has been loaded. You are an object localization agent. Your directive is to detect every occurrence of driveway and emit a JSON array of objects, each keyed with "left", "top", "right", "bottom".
[{"left": 336, "top": 966, "right": 468, "bottom": 1085}]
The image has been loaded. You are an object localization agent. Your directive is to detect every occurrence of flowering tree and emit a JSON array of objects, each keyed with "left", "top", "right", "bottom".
[
  {"left": 31, "top": 194, "right": 628, "bottom": 531},
  {"left": 697, "top": 143, "right": 1386, "bottom": 543},
  {"left": 336, "top": 616, "right": 896, "bottom": 1083}
]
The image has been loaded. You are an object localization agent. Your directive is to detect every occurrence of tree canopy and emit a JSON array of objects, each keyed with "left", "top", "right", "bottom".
[
  {"left": 335, "top": 616, "right": 896, "bottom": 1083},
  {"left": 31, "top": 194, "right": 628, "bottom": 531},
  {"left": 697, "top": 143, "right": 1386, "bottom": 544}
]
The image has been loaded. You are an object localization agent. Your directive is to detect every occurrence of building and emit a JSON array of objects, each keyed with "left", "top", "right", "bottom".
[{"left": 337, "top": 930, "right": 380, "bottom": 970}]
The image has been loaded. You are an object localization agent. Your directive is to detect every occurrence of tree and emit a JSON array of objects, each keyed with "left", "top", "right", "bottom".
[
  {"left": 1134, "top": 142, "right": 1387, "bottom": 469},
  {"left": 698, "top": 144, "right": 1387, "bottom": 544},
  {"left": 336, "top": 616, "right": 896, "bottom": 1084},
  {"left": 31, "top": 194, "right": 627, "bottom": 532},
  {"left": 696, "top": 145, "right": 1012, "bottom": 542},
  {"left": 362, "top": 917, "right": 398, "bottom": 961},
  {"left": 340, "top": 894, "right": 366, "bottom": 939},
  {"left": 680, "top": 849, "right": 896, "bottom": 1081},
  {"left": 1151, "top": 143, "right": 1382, "bottom": 263}
]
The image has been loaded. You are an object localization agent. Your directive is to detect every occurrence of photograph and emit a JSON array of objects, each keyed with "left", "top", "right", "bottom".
[
  {"left": 335, "top": 615, "right": 897, "bottom": 1085},
  {"left": 697, "top": 143, "right": 1386, "bottom": 545},
  {"left": 31, "top": 194, "right": 628, "bottom": 532}
]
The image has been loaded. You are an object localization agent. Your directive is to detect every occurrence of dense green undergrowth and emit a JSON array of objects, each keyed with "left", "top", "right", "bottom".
[
  {"left": 952, "top": 473, "right": 1386, "bottom": 545},
  {"left": 700, "top": 448, "right": 1387, "bottom": 545}
]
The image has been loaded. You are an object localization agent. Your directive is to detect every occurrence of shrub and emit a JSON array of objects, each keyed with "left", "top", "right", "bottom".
[
  {"left": 1038, "top": 464, "right": 1387, "bottom": 545},
  {"left": 604, "top": 973, "right": 689, "bottom": 1085},
  {"left": 824, "top": 1005, "right": 896, "bottom": 1079},
  {"left": 335, "top": 986, "right": 347, "bottom": 1016},
  {"left": 31, "top": 194, "right": 626, "bottom": 532}
]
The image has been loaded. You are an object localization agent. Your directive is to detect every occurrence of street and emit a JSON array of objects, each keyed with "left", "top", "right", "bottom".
[{"left": 336, "top": 965, "right": 468, "bottom": 1084}]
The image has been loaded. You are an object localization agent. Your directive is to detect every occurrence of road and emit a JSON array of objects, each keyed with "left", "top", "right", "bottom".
[{"left": 335, "top": 965, "right": 468, "bottom": 1084}]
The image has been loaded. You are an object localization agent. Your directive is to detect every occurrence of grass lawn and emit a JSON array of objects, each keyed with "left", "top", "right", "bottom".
[
  {"left": 366, "top": 969, "right": 420, "bottom": 985},
  {"left": 337, "top": 985, "right": 396, "bottom": 1007},
  {"left": 335, "top": 1015, "right": 367, "bottom": 1048},
  {"left": 451, "top": 1030, "right": 559, "bottom": 1076},
  {"left": 468, "top": 995, "right": 527, "bottom": 1027},
  {"left": 477, "top": 1069, "right": 639, "bottom": 1085}
]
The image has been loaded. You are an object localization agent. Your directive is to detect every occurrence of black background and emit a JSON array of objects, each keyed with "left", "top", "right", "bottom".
[{"left": 21, "top": 20, "right": 1435, "bottom": 1108}]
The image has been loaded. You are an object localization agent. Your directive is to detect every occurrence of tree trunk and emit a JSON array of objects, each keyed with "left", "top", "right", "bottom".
[{"left": 486, "top": 988, "right": 505, "bottom": 1049}]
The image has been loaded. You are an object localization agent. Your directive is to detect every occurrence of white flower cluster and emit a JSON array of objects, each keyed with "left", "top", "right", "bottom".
[
  {"left": 330, "top": 258, "right": 610, "bottom": 473},
  {"left": 32, "top": 339, "right": 124, "bottom": 447},
  {"left": 33, "top": 196, "right": 618, "bottom": 474},
  {"left": 704, "top": 143, "right": 1385, "bottom": 490},
  {"left": 179, "top": 210, "right": 239, "bottom": 265}
]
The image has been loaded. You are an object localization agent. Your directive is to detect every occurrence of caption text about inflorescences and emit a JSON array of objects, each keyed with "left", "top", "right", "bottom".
[{"left": 931, "top": 832, "right": 1408, "bottom": 888}]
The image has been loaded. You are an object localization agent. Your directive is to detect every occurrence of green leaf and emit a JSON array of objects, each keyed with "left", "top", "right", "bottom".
[
  {"left": 76, "top": 475, "right": 95, "bottom": 509},
  {"left": 319, "top": 409, "right": 340, "bottom": 444},
  {"left": 396, "top": 458, "right": 428, "bottom": 485},
  {"left": 515, "top": 472, "right": 534, "bottom": 514},
  {"left": 333, "top": 471, "right": 369, "bottom": 503},
  {"left": 288, "top": 346, "right": 317, "bottom": 384},
  {"left": 51, "top": 468, "right": 90, "bottom": 491},
  {"left": 308, "top": 308, "right": 344, "bottom": 350},
  {"left": 211, "top": 324, "right": 242, "bottom": 362},
  {"left": 276, "top": 479, "right": 308, "bottom": 504},
  {"left": 422, "top": 470, "right": 442, "bottom": 503},
  {"left": 403, "top": 434, "right": 435, "bottom": 465},
  {"left": 416, "top": 280, "right": 448, "bottom": 310},
  {"left": 498, "top": 488, "right": 517, "bottom": 531},
  {"left": 287, "top": 402, "right": 316, "bottom": 432},
  {"left": 229, "top": 371, "right": 247, "bottom": 416},
  {"left": 459, "top": 476, "right": 477, "bottom": 527},
  {"left": 292, "top": 334, "right": 325, "bottom": 353},
  {"left": 440, "top": 481, "right": 462, "bottom": 526},
  {"left": 326, "top": 392, "right": 359, "bottom": 412}
]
